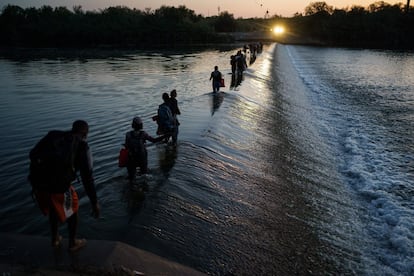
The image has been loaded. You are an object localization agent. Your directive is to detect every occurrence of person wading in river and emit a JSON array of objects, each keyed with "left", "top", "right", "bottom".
[
  {"left": 29, "top": 120, "right": 100, "bottom": 252},
  {"left": 125, "top": 116, "right": 166, "bottom": 182},
  {"left": 209, "top": 65, "right": 222, "bottom": 93},
  {"left": 167, "top": 89, "right": 181, "bottom": 146}
]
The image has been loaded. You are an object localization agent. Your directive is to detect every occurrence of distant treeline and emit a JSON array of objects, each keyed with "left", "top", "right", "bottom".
[
  {"left": 276, "top": 1, "right": 414, "bottom": 49},
  {"left": 0, "top": 5, "right": 232, "bottom": 48},
  {"left": 0, "top": 2, "right": 413, "bottom": 50}
]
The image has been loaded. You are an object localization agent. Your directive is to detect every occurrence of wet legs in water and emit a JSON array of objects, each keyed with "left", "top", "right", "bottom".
[{"left": 49, "top": 207, "right": 78, "bottom": 248}]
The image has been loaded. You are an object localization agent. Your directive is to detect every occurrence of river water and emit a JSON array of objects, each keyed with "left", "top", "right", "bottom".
[{"left": 0, "top": 44, "right": 413, "bottom": 275}]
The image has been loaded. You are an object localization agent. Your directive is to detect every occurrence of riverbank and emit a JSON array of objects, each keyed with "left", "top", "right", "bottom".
[{"left": 0, "top": 233, "right": 205, "bottom": 275}]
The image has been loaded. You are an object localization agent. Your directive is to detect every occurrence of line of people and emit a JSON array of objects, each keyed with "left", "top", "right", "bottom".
[
  {"left": 28, "top": 45, "right": 263, "bottom": 252},
  {"left": 230, "top": 42, "right": 263, "bottom": 88},
  {"left": 125, "top": 89, "right": 181, "bottom": 183},
  {"left": 244, "top": 42, "right": 263, "bottom": 65},
  {"left": 28, "top": 90, "right": 181, "bottom": 252},
  {"left": 209, "top": 43, "right": 263, "bottom": 93},
  {"left": 230, "top": 50, "right": 248, "bottom": 77}
]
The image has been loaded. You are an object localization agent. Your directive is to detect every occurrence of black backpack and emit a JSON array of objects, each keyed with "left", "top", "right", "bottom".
[
  {"left": 126, "top": 130, "right": 146, "bottom": 159},
  {"left": 157, "top": 104, "right": 174, "bottom": 133},
  {"left": 28, "top": 130, "right": 79, "bottom": 193}
]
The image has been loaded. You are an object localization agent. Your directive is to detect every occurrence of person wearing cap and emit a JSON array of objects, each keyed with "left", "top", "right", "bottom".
[{"left": 125, "top": 116, "right": 165, "bottom": 182}]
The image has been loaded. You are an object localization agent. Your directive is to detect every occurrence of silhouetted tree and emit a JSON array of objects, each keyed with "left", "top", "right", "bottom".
[
  {"left": 304, "top": 2, "right": 334, "bottom": 15},
  {"left": 214, "top": 11, "right": 236, "bottom": 32}
]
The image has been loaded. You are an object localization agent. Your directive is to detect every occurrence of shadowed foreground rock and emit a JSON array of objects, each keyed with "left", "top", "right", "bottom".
[{"left": 0, "top": 233, "right": 205, "bottom": 275}]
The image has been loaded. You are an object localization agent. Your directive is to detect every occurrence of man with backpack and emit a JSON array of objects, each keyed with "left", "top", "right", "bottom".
[
  {"left": 125, "top": 116, "right": 166, "bottom": 182},
  {"left": 157, "top": 92, "right": 176, "bottom": 144},
  {"left": 29, "top": 120, "right": 100, "bottom": 252}
]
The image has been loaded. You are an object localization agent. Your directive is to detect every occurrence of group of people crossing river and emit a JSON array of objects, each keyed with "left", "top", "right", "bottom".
[
  {"left": 230, "top": 42, "right": 263, "bottom": 87},
  {"left": 27, "top": 43, "right": 263, "bottom": 252},
  {"left": 28, "top": 89, "right": 182, "bottom": 251},
  {"left": 211, "top": 42, "right": 264, "bottom": 91},
  {"left": 125, "top": 89, "right": 181, "bottom": 182}
]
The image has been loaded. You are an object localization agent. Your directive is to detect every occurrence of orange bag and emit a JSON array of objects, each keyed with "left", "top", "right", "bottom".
[{"left": 118, "top": 147, "right": 128, "bottom": 167}]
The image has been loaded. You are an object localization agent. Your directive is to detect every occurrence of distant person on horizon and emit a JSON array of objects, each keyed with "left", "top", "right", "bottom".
[
  {"left": 209, "top": 65, "right": 222, "bottom": 93},
  {"left": 125, "top": 116, "right": 166, "bottom": 182},
  {"left": 29, "top": 120, "right": 100, "bottom": 252}
]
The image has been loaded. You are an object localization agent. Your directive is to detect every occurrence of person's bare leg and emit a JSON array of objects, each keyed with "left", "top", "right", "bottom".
[
  {"left": 49, "top": 208, "right": 61, "bottom": 247},
  {"left": 67, "top": 212, "right": 86, "bottom": 251}
]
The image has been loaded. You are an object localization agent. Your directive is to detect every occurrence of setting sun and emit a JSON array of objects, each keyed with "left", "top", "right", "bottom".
[{"left": 272, "top": 26, "right": 285, "bottom": 35}]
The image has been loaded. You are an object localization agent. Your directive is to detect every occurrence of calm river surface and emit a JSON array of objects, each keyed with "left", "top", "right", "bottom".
[{"left": 0, "top": 44, "right": 413, "bottom": 275}]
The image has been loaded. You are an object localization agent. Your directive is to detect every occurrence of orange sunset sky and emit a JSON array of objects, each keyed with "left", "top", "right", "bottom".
[{"left": 0, "top": 0, "right": 407, "bottom": 18}]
